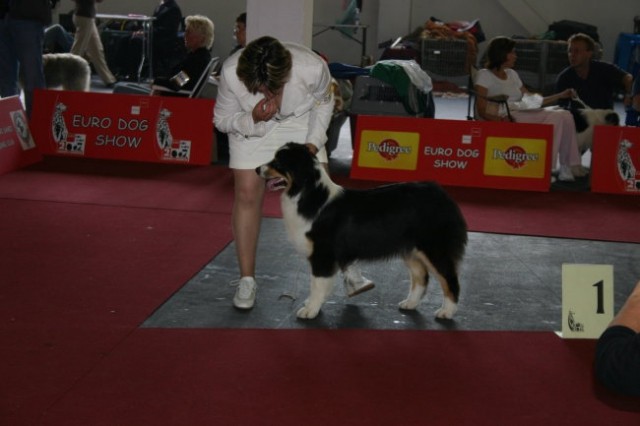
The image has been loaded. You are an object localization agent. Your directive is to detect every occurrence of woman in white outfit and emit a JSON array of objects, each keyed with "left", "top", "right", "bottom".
[
  {"left": 475, "top": 36, "right": 587, "bottom": 181},
  {"left": 215, "top": 36, "right": 373, "bottom": 309}
]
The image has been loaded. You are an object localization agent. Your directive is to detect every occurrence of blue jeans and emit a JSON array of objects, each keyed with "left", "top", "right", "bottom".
[{"left": 0, "top": 17, "right": 46, "bottom": 117}]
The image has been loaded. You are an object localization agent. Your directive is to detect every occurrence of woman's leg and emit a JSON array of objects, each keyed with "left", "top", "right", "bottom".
[
  {"left": 84, "top": 19, "right": 116, "bottom": 85},
  {"left": 70, "top": 15, "right": 91, "bottom": 56},
  {"left": 513, "top": 109, "right": 582, "bottom": 174},
  {"left": 232, "top": 169, "right": 266, "bottom": 278},
  {"left": 553, "top": 109, "right": 582, "bottom": 169}
]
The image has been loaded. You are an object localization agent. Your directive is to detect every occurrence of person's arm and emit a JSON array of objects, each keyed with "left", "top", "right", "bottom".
[
  {"left": 609, "top": 280, "right": 640, "bottom": 332},
  {"left": 304, "top": 61, "right": 334, "bottom": 151},
  {"left": 594, "top": 280, "right": 640, "bottom": 396},
  {"left": 474, "top": 84, "right": 510, "bottom": 122},
  {"left": 213, "top": 64, "right": 267, "bottom": 138},
  {"left": 632, "top": 74, "right": 640, "bottom": 112},
  {"left": 622, "top": 72, "right": 634, "bottom": 107},
  {"left": 554, "top": 69, "right": 575, "bottom": 108},
  {"left": 541, "top": 88, "right": 575, "bottom": 107}
]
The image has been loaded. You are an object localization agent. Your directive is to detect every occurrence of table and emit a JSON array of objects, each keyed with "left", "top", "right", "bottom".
[
  {"left": 313, "top": 23, "right": 368, "bottom": 60},
  {"left": 96, "top": 13, "right": 154, "bottom": 82}
]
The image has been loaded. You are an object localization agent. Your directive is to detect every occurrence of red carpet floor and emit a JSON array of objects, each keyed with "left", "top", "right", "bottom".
[
  {"left": 1, "top": 156, "right": 639, "bottom": 242},
  {"left": 29, "top": 330, "right": 640, "bottom": 425},
  {"left": 1, "top": 157, "right": 639, "bottom": 425}
]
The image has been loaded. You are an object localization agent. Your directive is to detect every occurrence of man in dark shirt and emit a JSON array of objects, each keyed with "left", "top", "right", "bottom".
[
  {"left": 595, "top": 280, "right": 640, "bottom": 396},
  {"left": 0, "top": 0, "right": 52, "bottom": 116},
  {"left": 150, "top": 0, "right": 183, "bottom": 74},
  {"left": 556, "top": 33, "right": 633, "bottom": 110},
  {"left": 113, "top": 0, "right": 183, "bottom": 80}
]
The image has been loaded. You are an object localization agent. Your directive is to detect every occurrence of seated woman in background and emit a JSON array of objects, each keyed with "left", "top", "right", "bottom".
[
  {"left": 475, "top": 36, "right": 586, "bottom": 182},
  {"left": 152, "top": 14, "right": 213, "bottom": 94}
]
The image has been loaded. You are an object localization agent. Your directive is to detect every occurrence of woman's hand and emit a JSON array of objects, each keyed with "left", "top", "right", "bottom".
[
  {"left": 252, "top": 98, "right": 278, "bottom": 123},
  {"left": 559, "top": 88, "right": 576, "bottom": 99},
  {"left": 305, "top": 143, "right": 318, "bottom": 155}
]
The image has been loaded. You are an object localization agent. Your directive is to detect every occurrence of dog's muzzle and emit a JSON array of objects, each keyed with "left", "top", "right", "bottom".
[{"left": 256, "top": 165, "right": 287, "bottom": 191}]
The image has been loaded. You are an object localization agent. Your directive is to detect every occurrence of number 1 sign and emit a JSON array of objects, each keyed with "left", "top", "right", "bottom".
[{"left": 559, "top": 264, "right": 614, "bottom": 339}]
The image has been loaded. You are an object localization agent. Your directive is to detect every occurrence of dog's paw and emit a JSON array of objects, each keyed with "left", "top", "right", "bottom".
[
  {"left": 296, "top": 305, "right": 321, "bottom": 319},
  {"left": 398, "top": 299, "right": 419, "bottom": 310},
  {"left": 435, "top": 299, "right": 457, "bottom": 319}
]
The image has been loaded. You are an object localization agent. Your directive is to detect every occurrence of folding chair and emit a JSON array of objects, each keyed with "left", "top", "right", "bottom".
[
  {"left": 187, "top": 57, "right": 219, "bottom": 98},
  {"left": 466, "top": 66, "right": 512, "bottom": 121},
  {"left": 150, "top": 57, "right": 219, "bottom": 98}
]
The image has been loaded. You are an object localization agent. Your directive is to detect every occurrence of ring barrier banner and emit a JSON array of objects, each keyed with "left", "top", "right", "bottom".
[
  {"left": 0, "top": 96, "right": 42, "bottom": 175},
  {"left": 31, "top": 90, "right": 214, "bottom": 165},
  {"left": 591, "top": 125, "right": 640, "bottom": 195},
  {"left": 351, "top": 115, "right": 553, "bottom": 192}
]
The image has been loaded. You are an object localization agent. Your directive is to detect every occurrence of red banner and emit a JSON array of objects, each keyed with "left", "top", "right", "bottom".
[
  {"left": 350, "top": 115, "right": 553, "bottom": 192},
  {"left": 591, "top": 125, "right": 640, "bottom": 195},
  {"left": 0, "top": 96, "right": 42, "bottom": 175},
  {"left": 31, "top": 90, "right": 214, "bottom": 165}
]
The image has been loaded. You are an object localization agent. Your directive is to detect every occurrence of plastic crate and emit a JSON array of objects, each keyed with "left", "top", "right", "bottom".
[
  {"left": 510, "top": 40, "right": 569, "bottom": 95},
  {"left": 513, "top": 40, "right": 543, "bottom": 73},
  {"left": 546, "top": 41, "right": 570, "bottom": 74},
  {"left": 421, "top": 38, "right": 469, "bottom": 77},
  {"left": 350, "top": 75, "right": 410, "bottom": 116}
]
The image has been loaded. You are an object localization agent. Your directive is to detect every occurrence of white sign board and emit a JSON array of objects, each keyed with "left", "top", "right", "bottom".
[{"left": 558, "top": 264, "right": 614, "bottom": 339}]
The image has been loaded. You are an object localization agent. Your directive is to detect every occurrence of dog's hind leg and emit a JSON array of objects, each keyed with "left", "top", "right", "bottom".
[
  {"left": 297, "top": 276, "right": 335, "bottom": 319},
  {"left": 427, "top": 260, "right": 460, "bottom": 319},
  {"left": 420, "top": 253, "right": 459, "bottom": 320},
  {"left": 398, "top": 251, "right": 428, "bottom": 311}
]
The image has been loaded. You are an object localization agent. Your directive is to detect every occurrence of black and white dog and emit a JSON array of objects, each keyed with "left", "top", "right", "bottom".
[
  {"left": 256, "top": 142, "right": 468, "bottom": 320},
  {"left": 565, "top": 98, "right": 620, "bottom": 154}
]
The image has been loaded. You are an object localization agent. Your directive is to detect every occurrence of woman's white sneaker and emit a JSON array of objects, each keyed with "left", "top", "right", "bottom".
[
  {"left": 232, "top": 276, "right": 257, "bottom": 309},
  {"left": 558, "top": 165, "right": 575, "bottom": 182}
]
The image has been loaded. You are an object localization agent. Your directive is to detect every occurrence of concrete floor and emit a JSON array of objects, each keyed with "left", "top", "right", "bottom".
[
  {"left": 143, "top": 218, "right": 639, "bottom": 331},
  {"left": 89, "top": 76, "right": 636, "bottom": 332}
]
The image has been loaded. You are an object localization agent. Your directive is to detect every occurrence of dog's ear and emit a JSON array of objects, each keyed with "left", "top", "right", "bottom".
[{"left": 605, "top": 112, "right": 620, "bottom": 126}]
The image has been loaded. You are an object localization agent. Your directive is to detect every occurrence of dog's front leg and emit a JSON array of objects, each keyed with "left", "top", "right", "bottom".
[{"left": 296, "top": 276, "right": 334, "bottom": 319}]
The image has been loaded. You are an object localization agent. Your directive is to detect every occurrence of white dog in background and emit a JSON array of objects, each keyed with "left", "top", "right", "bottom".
[
  {"left": 41, "top": 53, "right": 91, "bottom": 92},
  {"left": 565, "top": 97, "right": 620, "bottom": 154}
]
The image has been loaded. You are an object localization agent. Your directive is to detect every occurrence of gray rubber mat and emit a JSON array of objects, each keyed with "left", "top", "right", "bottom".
[{"left": 143, "top": 218, "right": 640, "bottom": 331}]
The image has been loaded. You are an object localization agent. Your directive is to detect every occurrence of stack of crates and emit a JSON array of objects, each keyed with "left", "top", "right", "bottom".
[
  {"left": 513, "top": 39, "right": 569, "bottom": 95},
  {"left": 420, "top": 38, "right": 470, "bottom": 87},
  {"left": 348, "top": 76, "right": 411, "bottom": 147},
  {"left": 474, "top": 39, "right": 571, "bottom": 95},
  {"left": 348, "top": 75, "right": 435, "bottom": 147},
  {"left": 512, "top": 39, "right": 543, "bottom": 92},
  {"left": 350, "top": 76, "right": 410, "bottom": 116},
  {"left": 542, "top": 41, "right": 571, "bottom": 95}
]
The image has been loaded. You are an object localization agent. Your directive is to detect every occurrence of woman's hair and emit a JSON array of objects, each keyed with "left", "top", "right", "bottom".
[
  {"left": 185, "top": 15, "right": 214, "bottom": 49},
  {"left": 484, "top": 36, "right": 516, "bottom": 70},
  {"left": 237, "top": 36, "right": 292, "bottom": 94}
]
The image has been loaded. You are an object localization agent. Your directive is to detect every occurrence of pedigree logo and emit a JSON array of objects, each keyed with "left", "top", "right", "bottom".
[
  {"left": 357, "top": 130, "right": 419, "bottom": 170},
  {"left": 484, "top": 137, "right": 547, "bottom": 178}
]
